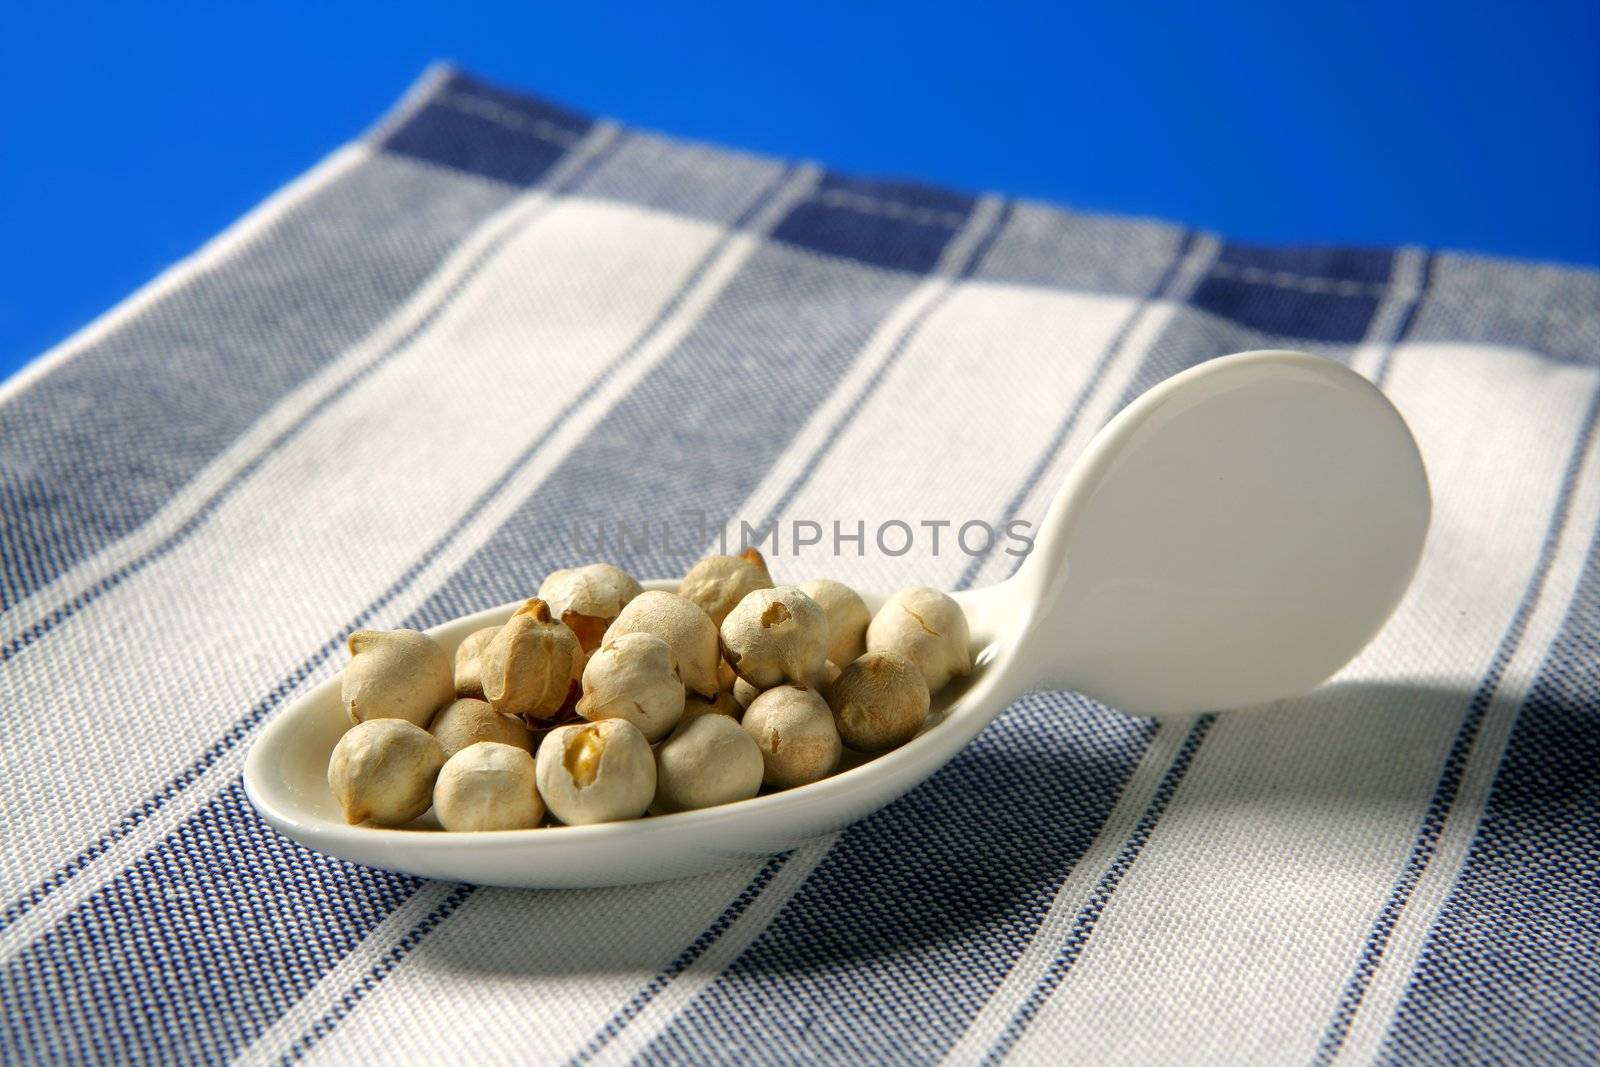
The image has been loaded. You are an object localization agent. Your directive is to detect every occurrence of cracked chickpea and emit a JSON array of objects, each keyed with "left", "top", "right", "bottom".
[
  {"left": 720, "top": 585, "right": 829, "bottom": 690},
  {"left": 606, "top": 591, "right": 721, "bottom": 698},
  {"left": 481, "top": 599, "right": 579, "bottom": 719},
  {"left": 341, "top": 628, "right": 454, "bottom": 727},
  {"left": 433, "top": 742, "right": 544, "bottom": 831},
  {"left": 452, "top": 625, "right": 500, "bottom": 699},
  {"left": 538, "top": 563, "right": 643, "bottom": 654},
  {"left": 866, "top": 586, "right": 972, "bottom": 694},
  {"left": 826, "top": 650, "right": 930, "bottom": 752},
  {"left": 798, "top": 579, "right": 871, "bottom": 667},
  {"left": 575, "top": 632, "right": 686, "bottom": 742},
  {"left": 536, "top": 719, "right": 656, "bottom": 825},
  {"left": 741, "top": 685, "right": 841, "bottom": 789},
  {"left": 679, "top": 548, "right": 772, "bottom": 626},
  {"left": 428, "top": 697, "right": 533, "bottom": 760},
  {"left": 327, "top": 718, "right": 445, "bottom": 826}
]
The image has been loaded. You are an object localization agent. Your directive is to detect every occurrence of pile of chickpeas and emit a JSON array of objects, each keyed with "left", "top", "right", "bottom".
[{"left": 326, "top": 552, "right": 972, "bottom": 831}]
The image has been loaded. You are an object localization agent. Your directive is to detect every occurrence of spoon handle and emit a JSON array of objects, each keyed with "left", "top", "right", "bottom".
[{"left": 1001, "top": 351, "right": 1429, "bottom": 717}]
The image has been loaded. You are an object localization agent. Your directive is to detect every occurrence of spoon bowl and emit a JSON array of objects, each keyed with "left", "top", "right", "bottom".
[
  {"left": 244, "top": 350, "right": 1430, "bottom": 887},
  {"left": 245, "top": 583, "right": 1020, "bottom": 886}
]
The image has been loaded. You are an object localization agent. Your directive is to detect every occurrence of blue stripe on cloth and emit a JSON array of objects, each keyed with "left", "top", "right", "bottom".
[
  {"left": 0, "top": 781, "right": 422, "bottom": 1066},
  {"left": 1080, "top": 240, "right": 1396, "bottom": 429},
  {"left": 1375, "top": 519, "right": 1600, "bottom": 1065},
  {"left": 0, "top": 129, "right": 620, "bottom": 672},
  {"left": 278, "top": 883, "right": 477, "bottom": 1066},
  {"left": 1312, "top": 383, "right": 1600, "bottom": 1065},
  {"left": 0, "top": 75, "right": 559, "bottom": 617},
  {"left": 0, "top": 170, "right": 982, "bottom": 1067},
  {"left": 816, "top": 173, "right": 973, "bottom": 217},
  {"left": 979, "top": 715, "right": 1216, "bottom": 1066},
  {"left": 1189, "top": 242, "right": 1392, "bottom": 343},
  {"left": 274, "top": 184, "right": 1004, "bottom": 1064},
  {"left": 771, "top": 174, "right": 974, "bottom": 274},
  {"left": 0, "top": 130, "right": 631, "bottom": 929},
  {"left": 634, "top": 698, "right": 1160, "bottom": 1066},
  {"left": 381, "top": 70, "right": 593, "bottom": 186},
  {"left": 1215, "top": 243, "right": 1395, "bottom": 284}
]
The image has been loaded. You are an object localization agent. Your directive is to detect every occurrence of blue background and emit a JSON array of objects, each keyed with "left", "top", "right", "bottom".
[{"left": 3, "top": 0, "right": 1596, "bottom": 383}]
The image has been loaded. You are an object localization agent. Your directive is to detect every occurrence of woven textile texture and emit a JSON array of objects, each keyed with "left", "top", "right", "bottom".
[{"left": 2, "top": 66, "right": 1598, "bottom": 1066}]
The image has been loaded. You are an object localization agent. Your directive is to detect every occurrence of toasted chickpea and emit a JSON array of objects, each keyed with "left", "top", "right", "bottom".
[
  {"left": 481, "top": 599, "right": 579, "bottom": 719},
  {"left": 428, "top": 697, "right": 533, "bottom": 760},
  {"left": 607, "top": 591, "right": 722, "bottom": 698},
  {"left": 452, "top": 625, "right": 500, "bottom": 699},
  {"left": 536, "top": 719, "right": 656, "bottom": 825},
  {"left": 732, "top": 676, "right": 762, "bottom": 710},
  {"left": 681, "top": 690, "right": 743, "bottom": 722},
  {"left": 539, "top": 563, "right": 643, "bottom": 654},
  {"left": 433, "top": 742, "right": 544, "bottom": 831},
  {"left": 865, "top": 587, "right": 971, "bottom": 694},
  {"left": 798, "top": 579, "right": 871, "bottom": 667},
  {"left": 654, "top": 714, "right": 764, "bottom": 812},
  {"left": 826, "top": 650, "right": 930, "bottom": 751},
  {"left": 720, "top": 586, "right": 829, "bottom": 689},
  {"left": 741, "top": 685, "right": 841, "bottom": 789},
  {"left": 679, "top": 548, "right": 772, "bottom": 626},
  {"left": 327, "top": 719, "right": 445, "bottom": 826},
  {"left": 576, "top": 632, "right": 685, "bottom": 742},
  {"left": 341, "top": 629, "right": 454, "bottom": 727}
]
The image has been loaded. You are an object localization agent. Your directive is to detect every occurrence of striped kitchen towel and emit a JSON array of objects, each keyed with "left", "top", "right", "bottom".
[{"left": 2, "top": 64, "right": 1598, "bottom": 1066}]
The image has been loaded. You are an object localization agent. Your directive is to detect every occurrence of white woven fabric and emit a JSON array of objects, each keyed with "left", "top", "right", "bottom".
[{"left": 2, "top": 66, "right": 1597, "bottom": 1066}]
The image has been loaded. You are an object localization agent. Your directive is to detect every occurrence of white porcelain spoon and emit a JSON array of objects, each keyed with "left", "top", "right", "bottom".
[{"left": 244, "top": 350, "right": 1430, "bottom": 888}]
